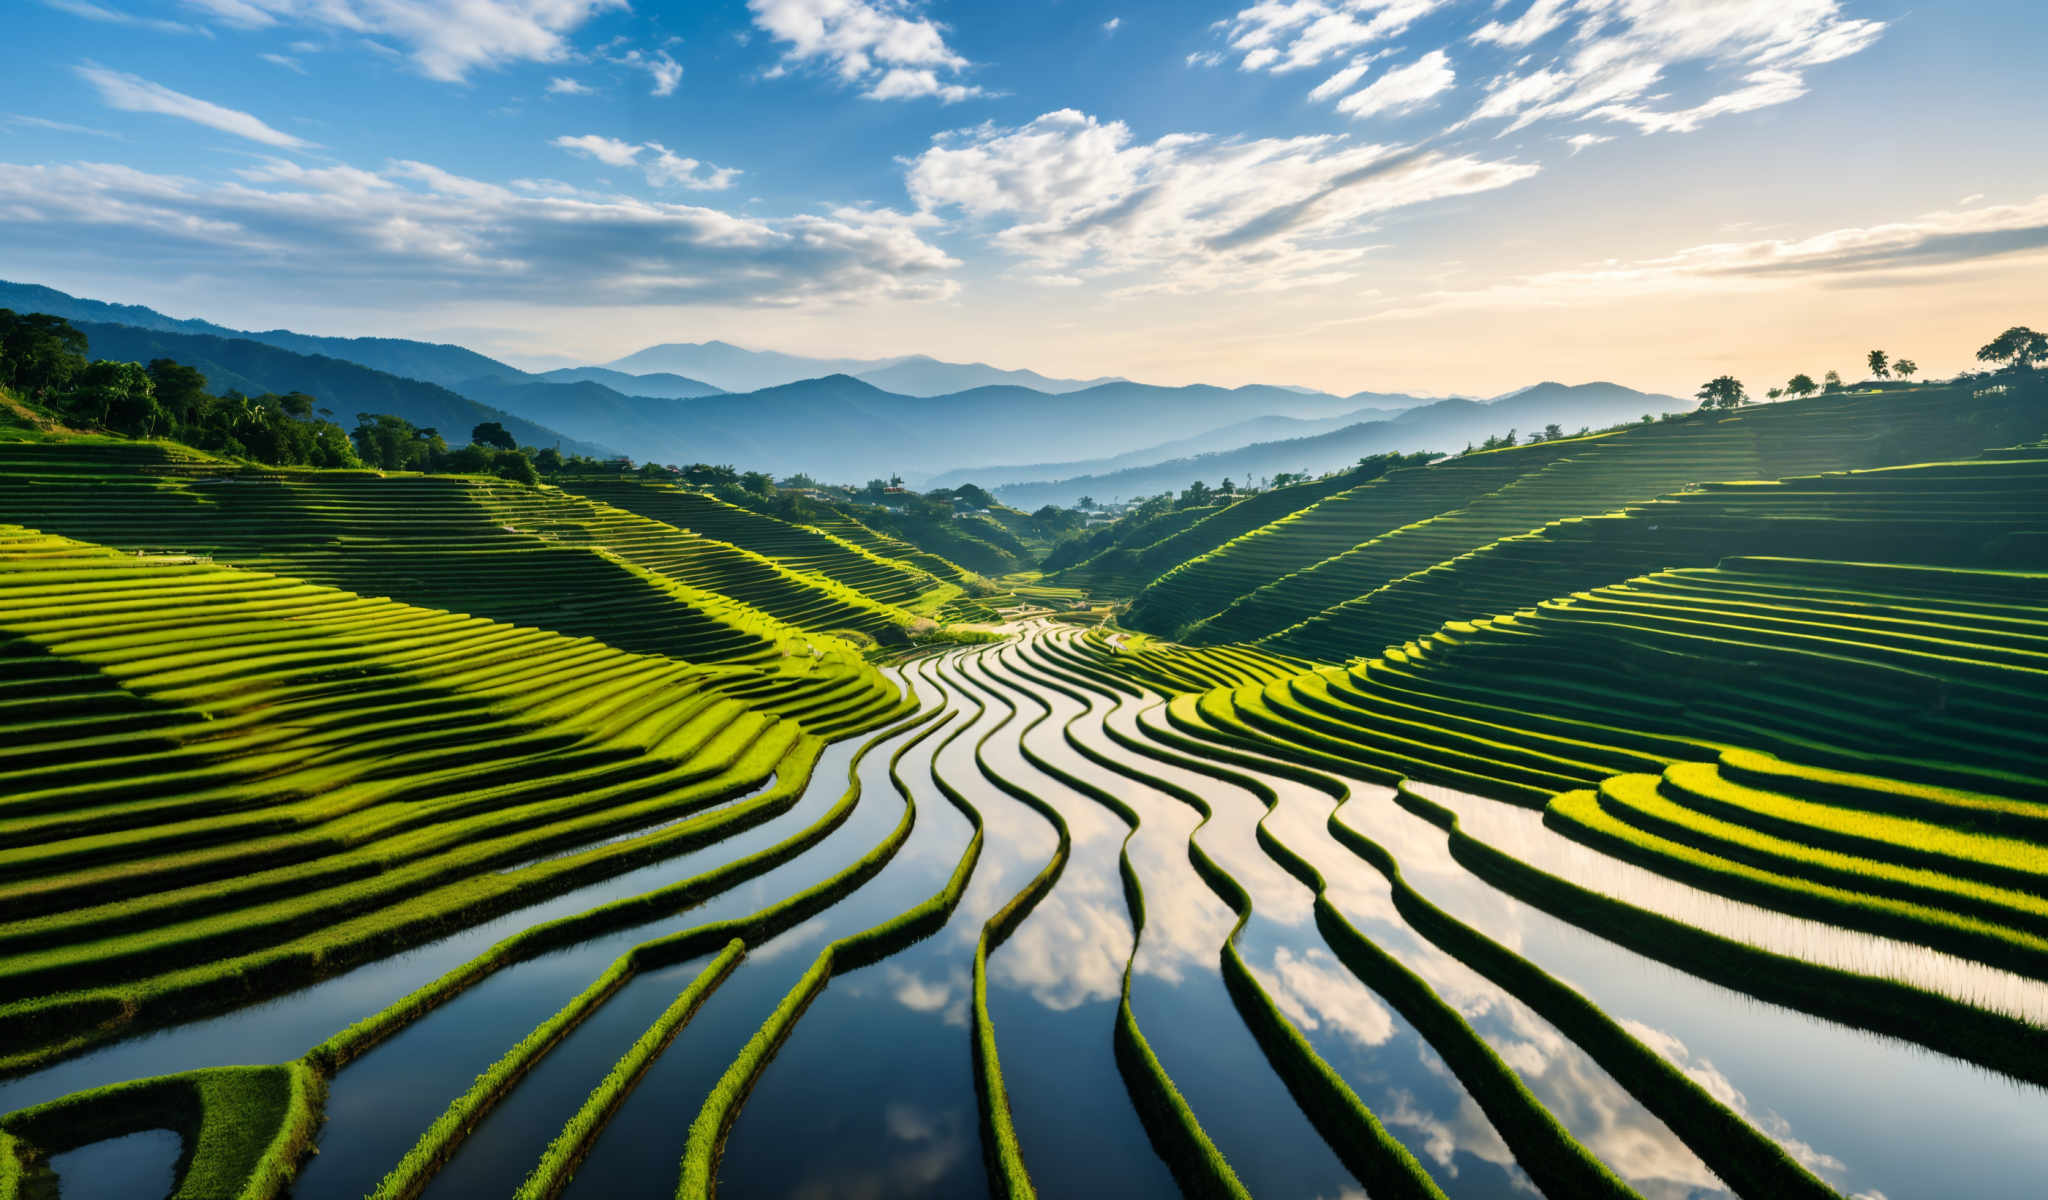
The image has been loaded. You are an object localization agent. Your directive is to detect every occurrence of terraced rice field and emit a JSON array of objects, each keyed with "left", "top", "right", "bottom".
[{"left": 5, "top": 383, "right": 2045, "bottom": 1199}]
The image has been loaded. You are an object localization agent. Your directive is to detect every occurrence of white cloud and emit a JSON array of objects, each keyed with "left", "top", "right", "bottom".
[
  {"left": 1217, "top": 0, "right": 1451, "bottom": 74},
  {"left": 546, "top": 76, "right": 593, "bottom": 95},
  {"left": 552, "top": 133, "right": 640, "bottom": 168},
  {"left": 1334, "top": 48, "right": 1454, "bottom": 119},
  {"left": 1367, "top": 192, "right": 2048, "bottom": 320},
  {"left": 1307, "top": 55, "right": 1376, "bottom": 103},
  {"left": 177, "top": 0, "right": 624, "bottom": 82},
  {"left": 748, "top": 0, "right": 985, "bottom": 101},
  {"left": 76, "top": 63, "right": 311, "bottom": 149},
  {"left": 553, "top": 134, "right": 741, "bottom": 190},
  {"left": 906, "top": 108, "right": 1537, "bottom": 295},
  {"left": 1563, "top": 131, "right": 1610, "bottom": 153},
  {"left": 4, "top": 115, "right": 124, "bottom": 139},
  {"left": 1461, "top": 0, "right": 1885, "bottom": 135},
  {"left": 0, "top": 156, "right": 957, "bottom": 307},
  {"left": 1103, "top": 16, "right": 1120, "bottom": 34},
  {"left": 611, "top": 48, "right": 681, "bottom": 96},
  {"left": 40, "top": 0, "right": 208, "bottom": 35},
  {"left": 1471, "top": 0, "right": 1570, "bottom": 48},
  {"left": 260, "top": 52, "right": 306, "bottom": 72},
  {"left": 1186, "top": 49, "right": 1224, "bottom": 68}
]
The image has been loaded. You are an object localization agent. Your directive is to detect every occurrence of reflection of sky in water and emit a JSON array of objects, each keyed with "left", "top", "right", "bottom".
[
  {"left": 1411, "top": 779, "right": 2048, "bottom": 1025},
  {"left": 1106, "top": 673, "right": 1728, "bottom": 1200},
  {"left": 48, "top": 1128, "right": 182, "bottom": 1200}
]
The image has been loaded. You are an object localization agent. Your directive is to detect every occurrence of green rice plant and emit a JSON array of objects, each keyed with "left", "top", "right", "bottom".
[{"left": 1550, "top": 780, "right": 2048, "bottom": 978}]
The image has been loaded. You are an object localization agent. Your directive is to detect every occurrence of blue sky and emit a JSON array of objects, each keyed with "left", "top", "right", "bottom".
[{"left": 4, "top": 0, "right": 2044, "bottom": 394}]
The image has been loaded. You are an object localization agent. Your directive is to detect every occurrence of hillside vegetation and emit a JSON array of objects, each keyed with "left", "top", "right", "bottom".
[{"left": 1119, "top": 381, "right": 2041, "bottom": 645}]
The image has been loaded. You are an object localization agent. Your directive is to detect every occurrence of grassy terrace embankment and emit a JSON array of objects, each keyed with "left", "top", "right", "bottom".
[
  {"left": 556, "top": 481, "right": 955, "bottom": 611},
  {"left": 1120, "top": 382, "right": 2041, "bottom": 645},
  {"left": 0, "top": 442, "right": 935, "bottom": 652},
  {"left": 0, "top": 519, "right": 908, "bottom": 1072}
]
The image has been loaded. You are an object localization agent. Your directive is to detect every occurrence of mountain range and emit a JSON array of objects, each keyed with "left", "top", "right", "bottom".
[
  {"left": 603, "top": 342, "right": 1127, "bottom": 397},
  {"left": 6, "top": 279, "right": 1682, "bottom": 491},
  {"left": 987, "top": 382, "right": 1686, "bottom": 508}
]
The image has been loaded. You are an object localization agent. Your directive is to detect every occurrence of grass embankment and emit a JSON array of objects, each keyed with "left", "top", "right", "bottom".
[
  {"left": 0, "top": 517, "right": 919, "bottom": 1071},
  {"left": 0, "top": 1063, "right": 322, "bottom": 1200}
]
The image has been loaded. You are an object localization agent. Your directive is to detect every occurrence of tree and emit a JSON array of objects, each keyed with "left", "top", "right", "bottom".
[
  {"left": 1785, "top": 373, "right": 1818, "bottom": 399},
  {"left": 740, "top": 470, "right": 773, "bottom": 496},
  {"left": 1178, "top": 480, "right": 1213, "bottom": 508},
  {"left": 1867, "top": 349, "right": 1890, "bottom": 379},
  {"left": 471, "top": 420, "right": 517, "bottom": 450},
  {"left": 1076, "top": 494, "right": 1096, "bottom": 510},
  {"left": 0, "top": 310, "right": 88, "bottom": 398},
  {"left": 1766, "top": 387, "right": 1784, "bottom": 400},
  {"left": 495, "top": 449, "right": 540, "bottom": 486},
  {"left": 1977, "top": 326, "right": 2048, "bottom": 372},
  {"left": 1823, "top": 370, "right": 1844, "bottom": 394},
  {"left": 1695, "top": 375, "right": 1747, "bottom": 410},
  {"left": 60, "top": 360, "right": 157, "bottom": 430},
  {"left": 147, "top": 359, "right": 211, "bottom": 426},
  {"left": 1218, "top": 477, "right": 1237, "bottom": 496},
  {"left": 1894, "top": 358, "right": 1918, "bottom": 380},
  {"left": 535, "top": 446, "right": 563, "bottom": 473},
  {"left": 1543, "top": 422, "right": 1564, "bottom": 441}
]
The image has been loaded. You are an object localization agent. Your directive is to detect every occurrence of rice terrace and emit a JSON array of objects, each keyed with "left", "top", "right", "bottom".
[{"left": 4, "top": 2, "right": 2048, "bottom": 1198}]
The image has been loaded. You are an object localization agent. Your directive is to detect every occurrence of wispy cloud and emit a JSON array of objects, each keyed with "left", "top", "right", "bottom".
[
  {"left": 260, "top": 52, "right": 305, "bottom": 73},
  {"left": 749, "top": 0, "right": 986, "bottom": 102},
  {"left": 76, "top": 63, "right": 311, "bottom": 148},
  {"left": 1103, "top": 16, "right": 1120, "bottom": 35},
  {"left": 1463, "top": 0, "right": 1884, "bottom": 135},
  {"left": 1563, "top": 132, "right": 1610, "bottom": 154},
  {"left": 39, "top": 0, "right": 208, "bottom": 36},
  {"left": 553, "top": 134, "right": 741, "bottom": 190},
  {"left": 178, "top": 0, "right": 624, "bottom": 82},
  {"left": 546, "top": 76, "right": 593, "bottom": 96},
  {"left": 907, "top": 108, "right": 1537, "bottom": 295},
  {"left": 1217, "top": 0, "right": 1450, "bottom": 74},
  {"left": 1366, "top": 193, "right": 2048, "bottom": 320},
  {"left": 0, "top": 155, "right": 957, "bottom": 306},
  {"left": 1335, "top": 49, "right": 1454, "bottom": 120},
  {"left": 5, "top": 114, "right": 124, "bottom": 139},
  {"left": 610, "top": 48, "right": 681, "bottom": 96}
]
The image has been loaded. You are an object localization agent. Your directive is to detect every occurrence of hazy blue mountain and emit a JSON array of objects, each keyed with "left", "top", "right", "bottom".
[
  {"left": 451, "top": 376, "right": 699, "bottom": 452},
  {"left": 851, "top": 354, "right": 1123, "bottom": 396},
  {"left": 2, "top": 279, "right": 525, "bottom": 390},
  {"left": 71, "top": 322, "right": 614, "bottom": 459},
  {"left": 467, "top": 374, "right": 1376, "bottom": 483},
  {"left": 988, "top": 381, "right": 1685, "bottom": 508},
  {"left": 532, "top": 366, "right": 723, "bottom": 398},
  {"left": 923, "top": 404, "right": 1413, "bottom": 489},
  {"left": 603, "top": 341, "right": 892, "bottom": 394},
  {"left": 603, "top": 341, "right": 1127, "bottom": 397}
]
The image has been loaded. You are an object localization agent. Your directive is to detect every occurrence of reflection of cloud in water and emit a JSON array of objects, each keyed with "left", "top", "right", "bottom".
[
  {"left": 1262, "top": 945, "right": 1396, "bottom": 1049},
  {"left": 750, "top": 916, "right": 833, "bottom": 963},
  {"left": 1481, "top": 1016, "right": 1727, "bottom": 1197},
  {"left": 886, "top": 963, "right": 971, "bottom": 1028},
  {"left": 788, "top": 1102, "right": 970, "bottom": 1200},
  {"left": 991, "top": 887, "right": 1129, "bottom": 1011},
  {"left": 1620, "top": 1018, "right": 1851, "bottom": 1181},
  {"left": 1382, "top": 1085, "right": 1518, "bottom": 1177}
]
